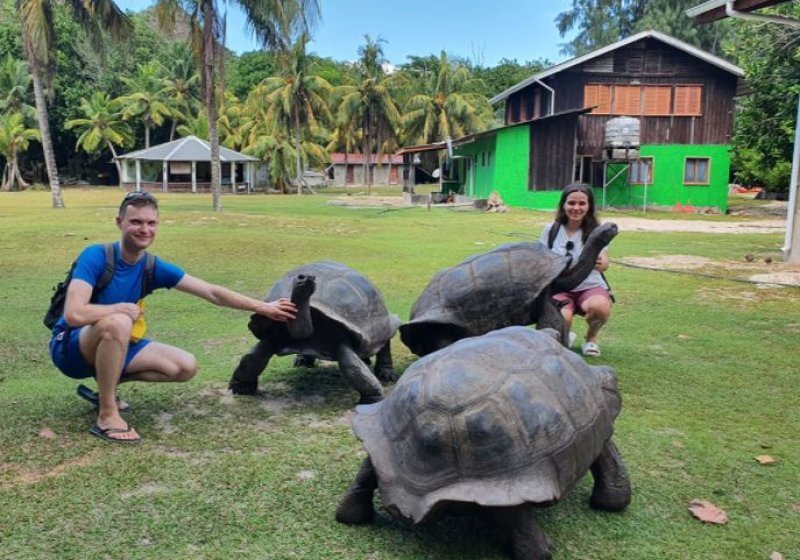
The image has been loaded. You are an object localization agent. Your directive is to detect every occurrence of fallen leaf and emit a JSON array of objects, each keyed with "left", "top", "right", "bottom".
[
  {"left": 688, "top": 499, "right": 728, "bottom": 524},
  {"left": 755, "top": 455, "right": 777, "bottom": 465},
  {"left": 677, "top": 334, "right": 691, "bottom": 340},
  {"left": 770, "top": 553, "right": 783, "bottom": 560},
  {"left": 38, "top": 428, "right": 56, "bottom": 439}
]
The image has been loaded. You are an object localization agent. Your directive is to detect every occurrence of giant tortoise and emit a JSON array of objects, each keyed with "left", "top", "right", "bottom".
[
  {"left": 399, "top": 222, "right": 617, "bottom": 356},
  {"left": 336, "top": 326, "right": 630, "bottom": 559},
  {"left": 229, "top": 261, "right": 401, "bottom": 404}
]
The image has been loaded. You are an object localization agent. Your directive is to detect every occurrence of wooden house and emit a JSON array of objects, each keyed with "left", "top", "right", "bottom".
[
  {"left": 439, "top": 30, "right": 744, "bottom": 211},
  {"left": 328, "top": 153, "right": 403, "bottom": 186}
]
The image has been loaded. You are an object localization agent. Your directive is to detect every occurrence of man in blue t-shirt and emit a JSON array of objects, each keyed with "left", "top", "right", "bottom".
[{"left": 49, "top": 192, "right": 297, "bottom": 443}]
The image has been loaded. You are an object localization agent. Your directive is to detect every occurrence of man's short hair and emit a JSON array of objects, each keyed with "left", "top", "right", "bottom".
[{"left": 119, "top": 191, "right": 158, "bottom": 217}]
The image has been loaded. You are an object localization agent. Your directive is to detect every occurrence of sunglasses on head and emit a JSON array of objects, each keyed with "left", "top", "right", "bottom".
[{"left": 122, "top": 191, "right": 156, "bottom": 202}]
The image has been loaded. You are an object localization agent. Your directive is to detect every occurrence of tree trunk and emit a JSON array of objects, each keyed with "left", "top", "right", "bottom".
[
  {"left": 28, "top": 58, "right": 64, "bottom": 208},
  {"left": 12, "top": 152, "right": 29, "bottom": 189},
  {"left": 363, "top": 111, "right": 371, "bottom": 193},
  {"left": 203, "top": 0, "right": 222, "bottom": 212},
  {"left": 145, "top": 123, "right": 150, "bottom": 148},
  {"left": 107, "top": 140, "right": 124, "bottom": 187},
  {"left": 0, "top": 162, "right": 9, "bottom": 191},
  {"left": 170, "top": 119, "right": 178, "bottom": 141},
  {"left": 294, "top": 107, "right": 304, "bottom": 196}
]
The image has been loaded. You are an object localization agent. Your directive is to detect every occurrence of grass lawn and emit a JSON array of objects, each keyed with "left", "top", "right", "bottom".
[{"left": 1, "top": 188, "right": 798, "bottom": 560}]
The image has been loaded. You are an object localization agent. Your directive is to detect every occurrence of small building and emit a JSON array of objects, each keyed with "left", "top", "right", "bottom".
[
  {"left": 329, "top": 153, "right": 403, "bottom": 186},
  {"left": 418, "top": 30, "right": 744, "bottom": 212},
  {"left": 116, "top": 135, "right": 260, "bottom": 193}
]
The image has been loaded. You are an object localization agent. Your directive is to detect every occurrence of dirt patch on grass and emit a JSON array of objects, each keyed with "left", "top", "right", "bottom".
[
  {"left": 621, "top": 255, "right": 800, "bottom": 286},
  {"left": 611, "top": 216, "right": 785, "bottom": 234}
]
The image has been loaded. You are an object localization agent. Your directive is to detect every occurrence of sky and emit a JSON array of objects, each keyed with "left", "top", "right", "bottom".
[{"left": 115, "top": 0, "right": 578, "bottom": 67}]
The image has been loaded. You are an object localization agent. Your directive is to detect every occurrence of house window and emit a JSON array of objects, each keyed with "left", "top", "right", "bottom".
[
  {"left": 642, "top": 86, "right": 671, "bottom": 116},
  {"left": 573, "top": 155, "right": 593, "bottom": 183},
  {"left": 629, "top": 157, "right": 653, "bottom": 184},
  {"left": 684, "top": 157, "right": 710, "bottom": 184},
  {"left": 674, "top": 85, "right": 702, "bottom": 116},
  {"left": 487, "top": 150, "right": 493, "bottom": 166},
  {"left": 584, "top": 84, "right": 702, "bottom": 116},
  {"left": 584, "top": 84, "right": 612, "bottom": 114}
]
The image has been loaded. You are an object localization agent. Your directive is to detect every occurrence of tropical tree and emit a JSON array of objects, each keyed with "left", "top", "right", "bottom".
[
  {"left": 118, "top": 61, "right": 174, "bottom": 148},
  {"left": 402, "top": 51, "right": 492, "bottom": 147},
  {"left": 0, "top": 111, "right": 40, "bottom": 191},
  {"left": 334, "top": 35, "right": 402, "bottom": 188},
  {"left": 0, "top": 56, "right": 35, "bottom": 123},
  {"left": 162, "top": 44, "right": 201, "bottom": 141},
  {"left": 254, "top": 32, "right": 332, "bottom": 194},
  {"left": 555, "top": 0, "right": 733, "bottom": 57},
  {"left": 155, "top": 0, "right": 319, "bottom": 210},
  {"left": 17, "top": 0, "right": 131, "bottom": 207},
  {"left": 176, "top": 109, "right": 209, "bottom": 139},
  {"left": 728, "top": 7, "right": 800, "bottom": 193},
  {"left": 64, "top": 92, "right": 133, "bottom": 184}
]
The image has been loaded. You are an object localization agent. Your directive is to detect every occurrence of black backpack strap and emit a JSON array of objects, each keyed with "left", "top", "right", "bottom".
[
  {"left": 547, "top": 221, "right": 560, "bottom": 249},
  {"left": 92, "top": 243, "right": 116, "bottom": 301},
  {"left": 141, "top": 252, "right": 156, "bottom": 298}
]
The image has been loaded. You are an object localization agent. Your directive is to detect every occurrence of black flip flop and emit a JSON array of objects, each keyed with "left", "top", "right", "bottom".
[
  {"left": 89, "top": 423, "right": 141, "bottom": 443},
  {"left": 76, "top": 384, "right": 131, "bottom": 412}
]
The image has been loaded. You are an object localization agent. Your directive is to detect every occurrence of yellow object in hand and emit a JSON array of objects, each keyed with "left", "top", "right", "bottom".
[{"left": 130, "top": 299, "right": 147, "bottom": 342}]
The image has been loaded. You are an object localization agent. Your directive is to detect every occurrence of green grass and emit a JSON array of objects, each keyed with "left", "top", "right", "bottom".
[{"left": 1, "top": 188, "right": 798, "bottom": 560}]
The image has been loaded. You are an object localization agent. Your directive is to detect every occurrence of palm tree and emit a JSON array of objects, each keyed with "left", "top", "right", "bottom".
[
  {"left": 0, "top": 112, "right": 40, "bottom": 191},
  {"left": 0, "top": 56, "right": 36, "bottom": 124},
  {"left": 162, "top": 45, "right": 201, "bottom": 141},
  {"left": 255, "top": 33, "right": 332, "bottom": 194},
  {"left": 177, "top": 110, "right": 209, "bottom": 139},
  {"left": 118, "top": 61, "right": 174, "bottom": 149},
  {"left": 403, "top": 51, "right": 492, "bottom": 146},
  {"left": 64, "top": 92, "right": 133, "bottom": 185},
  {"left": 17, "top": 0, "right": 131, "bottom": 208},
  {"left": 155, "top": 0, "right": 319, "bottom": 210},
  {"left": 334, "top": 35, "right": 402, "bottom": 190}
]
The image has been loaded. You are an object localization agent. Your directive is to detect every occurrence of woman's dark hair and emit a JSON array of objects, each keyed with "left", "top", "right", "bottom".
[{"left": 554, "top": 183, "right": 600, "bottom": 241}]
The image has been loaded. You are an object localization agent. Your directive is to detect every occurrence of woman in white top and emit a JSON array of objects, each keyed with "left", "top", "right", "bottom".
[{"left": 540, "top": 184, "right": 612, "bottom": 357}]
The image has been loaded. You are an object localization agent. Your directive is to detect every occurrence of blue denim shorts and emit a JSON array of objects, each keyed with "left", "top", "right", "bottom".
[{"left": 50, "top": 326, "right": 151, "bottom": 380}]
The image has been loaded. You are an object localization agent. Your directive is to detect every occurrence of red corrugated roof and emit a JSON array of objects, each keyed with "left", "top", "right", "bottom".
[{"left": 329, "top": 153, "right": 403, "bottom": 164}]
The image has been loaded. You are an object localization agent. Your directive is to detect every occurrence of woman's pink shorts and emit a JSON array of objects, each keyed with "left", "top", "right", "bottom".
[{"left": 553, "top": 287, "right": 611, "bottom": 315}]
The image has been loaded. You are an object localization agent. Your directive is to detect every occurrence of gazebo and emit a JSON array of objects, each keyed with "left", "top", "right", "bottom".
[{"left": 115, "top": 135, "right": 260, "bottom": 193}]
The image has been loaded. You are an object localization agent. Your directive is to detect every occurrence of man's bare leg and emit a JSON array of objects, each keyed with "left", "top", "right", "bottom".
[{"left": 79, "top": 314, "right": 139, "bottom": 441}]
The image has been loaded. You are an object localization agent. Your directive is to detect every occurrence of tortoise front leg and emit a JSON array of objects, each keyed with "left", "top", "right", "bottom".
[
  {"left": 589, "top": 438, "right": 631, "bottom": 512},
  {"left": 337, "top": 342, "right": 383, "bottom": 404},
  {"left": 492, "top": 505, "right": 553, "bottom": 560},
  {"left": 373, "top": 341, "right": 398, "bottom": 382},
  {"left": 335, "top": 457, "right": 378, "bottom": 524},
  {"left": 552, "top": 223, "right": 618, "bottom": 293},
  {"left": 229, "top": 339, "right": 275, "bottom": 395}
]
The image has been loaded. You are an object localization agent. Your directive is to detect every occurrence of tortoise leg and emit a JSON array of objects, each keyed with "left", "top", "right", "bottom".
[
  {"left": 552, "top": 223, "right": 618, "bottom": 293},
  {"left": 493, "top": 505, "right": 553, "bottom": 560},
  {"left": 373, "top": 341, "right": 398, "bottom": 382},
  {"left": 229, "top": 339, "right": 275, "bottom": 395},
  {"left": 589, "top": 438, "right": 631, "bottom": 512},
  {"left": 293, "top": 354, "right": 317, "bottom": 368},
  {"left": 335, "top": 457, "right": 378, "bottom": 524},
  {"left": 337, "top": 342, "right": 383, "bottom": 404},
  {"left": 286, "top": 274, "right": 316, "bottom": 339}
]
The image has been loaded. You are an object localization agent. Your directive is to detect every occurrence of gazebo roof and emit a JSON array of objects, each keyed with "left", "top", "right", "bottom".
[{"left": 116, "top": 135, "right": 259, "bottom": 162}]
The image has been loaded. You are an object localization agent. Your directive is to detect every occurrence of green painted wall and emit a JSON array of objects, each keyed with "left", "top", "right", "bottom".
[
  {"left": 453, "top": 124, "right": 562, "bottom": 210},
  {"left": 602, "top": 144, "right": 731, "bottom": 212},
  {"left": 452, "top": 133, "right": 731, "bottom": 212}
]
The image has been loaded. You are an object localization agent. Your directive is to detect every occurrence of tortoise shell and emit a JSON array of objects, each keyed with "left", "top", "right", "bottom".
[{"left": 351, "top": 326, "right": 621, "bottom": 524}]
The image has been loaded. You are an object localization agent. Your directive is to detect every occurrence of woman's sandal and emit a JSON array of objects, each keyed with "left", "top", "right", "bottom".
[
  {"left": 77, "top": 384, "right": 131, "bottom": 412},
  {"left": 582, "top": 341, "right": 601, "bottom": 357}
]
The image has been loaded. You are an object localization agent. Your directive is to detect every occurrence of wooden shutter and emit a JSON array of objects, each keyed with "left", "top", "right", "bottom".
[
  {"left": 613, "top": 85, "right": 642, "bottom": 115},
  {"left": 584, "top": 84, "right": 611, "bottom": 114},
  {"left": 643, "top": 86, "right": 671, "bottom": 116},
  {"left": 674, "top": 85, "right": 702, "bottom": 116}
]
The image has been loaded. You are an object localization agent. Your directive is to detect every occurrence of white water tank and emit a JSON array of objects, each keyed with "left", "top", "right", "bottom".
[{"left": 604, "top": 116, "right": 640, "bottom": 148}]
